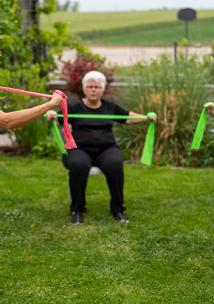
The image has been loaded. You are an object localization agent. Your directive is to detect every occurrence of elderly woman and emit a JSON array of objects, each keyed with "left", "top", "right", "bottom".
[
  {"left": 55, "top": 71, "right": 155, "bottom": 224},
  {"left": 0, "top": 92, "right": 62, "bottom": 129}
]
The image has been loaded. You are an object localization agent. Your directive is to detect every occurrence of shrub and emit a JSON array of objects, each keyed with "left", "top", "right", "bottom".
[
  {"left": 32, "top": 138, "right": 59, "bottom": 159},
  {"left": 60, "top": 55, "right": 115, "bottom": 98},
  {"left": 0, "top": 1, "right": 95, "bottom": 154},
  {"left": 115, "top": 54, "right": 214, "bottom": 166}
]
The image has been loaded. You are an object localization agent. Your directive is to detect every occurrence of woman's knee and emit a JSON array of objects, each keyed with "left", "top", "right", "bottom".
[
  {"left": 102, "top": 157, "right": 123, "bottom": 171},
  {"left": 62, "top": 150, "right": 91, "bottom": 172},
  {"left": 68, "top": 158, "right": 90, "bottom": 172}
]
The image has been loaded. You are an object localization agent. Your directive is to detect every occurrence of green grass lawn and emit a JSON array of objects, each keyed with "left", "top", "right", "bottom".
[
  {"left": 0, "top": 155, "right": 213, "bottom": 303},
  {"left": 41, "top": 10, "right": 214, "bottom": 45}
]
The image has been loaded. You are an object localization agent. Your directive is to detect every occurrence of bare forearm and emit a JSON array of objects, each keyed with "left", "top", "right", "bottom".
[
  {"left": 126, "top": 111, "right": 148, "bottom": 125},
  {"left": 0, "top": 101, "right": 56, "bottom": 129}
]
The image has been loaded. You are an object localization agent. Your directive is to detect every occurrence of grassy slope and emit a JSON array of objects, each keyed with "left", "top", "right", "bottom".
[
  {"left": 0, "top": 155, "right": 213, "bottom": 303},
  {"left": 80, "top": 17, "right": 214, "bottom": 46},
  {"left": 41, "top": 10, "right": 214, "bottom": 46},
  {"left": 41, "top": 9, "right": 214, "bottom": 34},
  {"left": 41, "top": 10, "right": 179, "bottom": 33}
]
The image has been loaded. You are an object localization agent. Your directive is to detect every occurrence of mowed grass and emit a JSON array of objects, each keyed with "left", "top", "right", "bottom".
[
  {"left": 0, "top": 155, "right": 213, "bottom": 303},
  {"left": 41, "top": 10, "right": 214, "bottom": 45}
]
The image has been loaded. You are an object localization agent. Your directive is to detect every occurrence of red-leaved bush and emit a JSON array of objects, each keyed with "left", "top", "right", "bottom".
[{"left": 60, "top": 56, "right": 115, "bottom": 98}]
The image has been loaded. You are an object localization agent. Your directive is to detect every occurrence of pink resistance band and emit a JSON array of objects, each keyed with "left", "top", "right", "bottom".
[
  {"left": 0, "top": 86, "right": 77, "bottom": 149},
  {"left": 53, "top": 90, "right": 77, "bottom": 149}
]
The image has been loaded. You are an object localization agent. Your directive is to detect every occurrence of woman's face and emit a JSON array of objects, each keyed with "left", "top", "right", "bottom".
[{"left": 83, "top": 80, "right": 105, "bottom": 102}]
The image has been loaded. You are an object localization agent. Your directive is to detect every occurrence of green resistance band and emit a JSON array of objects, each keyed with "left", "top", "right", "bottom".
[
  {"left": 51, "top": 120, "right": 68, "bottom": 155},
  {"left": 57, "top": 114, "right": 147, "bottom": 120},
  {"left": 51, "top": 112, "right": 157, "bottom": 166},
  {"left": 191, "top": 102, "right": 214, "bottom": 150},
  {"left": 140, "top": 112, "right": 157, "bottom": 166}
]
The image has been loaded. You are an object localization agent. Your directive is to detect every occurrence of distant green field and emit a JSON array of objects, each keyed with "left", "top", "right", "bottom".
[
  {"left": 41, "top": 10, "right": 179, "bottom": 33},
  {"left": 41, "top": 10, "right": 214, "bottom": 46},
  {"left": 41, "top": 9, "right": 214, "bottom": 33},
  {"left": 80, "top": 17, "right": 214, "bottom": 46}
]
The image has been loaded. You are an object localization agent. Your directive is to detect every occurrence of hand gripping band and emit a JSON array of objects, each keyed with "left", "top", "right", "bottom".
[
  {"left": 140, "top": 112, "right": 157, "bottom": 166},
  {"left": 0, "top": 85, "right": 77, "bottom": 150},
  {"left": 53, "top": 90, "right": 77, "bottom": 149}
]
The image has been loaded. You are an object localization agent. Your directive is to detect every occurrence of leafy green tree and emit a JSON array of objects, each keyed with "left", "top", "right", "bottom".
[
  {"left": 71, "top": 1, "right": 80, "bottom": 12},
  {"left": 56, "top": 0, "right": 79, "bottom": 12},
  {"left": 57, "top": 0, "right": 72, "bottom": 11},
  {"left": 0, "top": 0, "right": 90, "bottom": 152}
]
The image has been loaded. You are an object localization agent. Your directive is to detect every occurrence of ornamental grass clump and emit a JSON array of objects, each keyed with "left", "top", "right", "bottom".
[{"left": 116, "top": 54, "right": 214, "bottom": 166}]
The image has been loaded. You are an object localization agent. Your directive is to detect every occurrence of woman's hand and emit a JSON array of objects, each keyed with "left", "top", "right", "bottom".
[
  {"left": 47, "top": 110, "right": 58, "bottom": 121},
  {"left": 49, "top": 92, "right": 62, "bottom": 107},
  {"left": 146, "top": 112, "right": 157, "bottom": 123}
]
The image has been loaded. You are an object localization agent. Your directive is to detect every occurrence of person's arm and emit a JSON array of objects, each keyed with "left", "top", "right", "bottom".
[
  {"left": 0, "top": 93, "right": 62, "bottom": 129},
  {"left": 113, "top": 102, "right": 156, "bottom": 125},
  {"left": 126, "top": 111, "right": 157, "bottom": 125}
]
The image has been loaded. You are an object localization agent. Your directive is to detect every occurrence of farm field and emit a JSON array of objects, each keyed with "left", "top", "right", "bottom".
[{"left": 41, "top": 10, "right": 214, "bottom": 45}]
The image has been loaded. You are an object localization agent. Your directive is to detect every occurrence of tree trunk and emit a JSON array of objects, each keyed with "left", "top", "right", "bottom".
[
  {"left": 20, "top": 0, "right": 39, "bottom": 30},
  {"left": 19, "top": 0, "right": 42, "bottom": 64}
]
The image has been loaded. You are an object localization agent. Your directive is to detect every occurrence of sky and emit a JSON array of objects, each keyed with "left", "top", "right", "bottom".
[{"left": 63, "top": 0, "right": 214, "bottom": 12}]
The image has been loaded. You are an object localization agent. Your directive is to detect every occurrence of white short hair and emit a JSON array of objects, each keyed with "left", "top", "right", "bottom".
[{"left": 82, "top": 71, "right": 107, "bottom": 90}]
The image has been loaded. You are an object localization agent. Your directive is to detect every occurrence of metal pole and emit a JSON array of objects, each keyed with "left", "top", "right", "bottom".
[
  {"left": 173, "top": 41, "right": 178, "bottom": 63},
  {"left": 185, "top": 21, "right": 189, "bottom": 57},
  {"left": 185, "top": 21, "right": 189, "bottom": 40}
]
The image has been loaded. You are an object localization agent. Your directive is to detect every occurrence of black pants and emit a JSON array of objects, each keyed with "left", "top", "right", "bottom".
[{"left": 63, "top": 146, "right": 125, "bottom": 214}]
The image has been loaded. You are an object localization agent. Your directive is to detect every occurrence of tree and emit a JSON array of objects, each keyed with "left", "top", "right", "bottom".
[
  {"left": 63, "top": 0, "right": 71, "bottom": 11},
  {"left": 0, "top": 0, "right": 90, "bottom": 152},
  {"left": 56, "top": 0, "right": 72, "bottom": 11},
  {"left": 71, "top": 1, "right": 79, "bottom": 12},
  {"left": 56, "top": 1, "right": 79, "bottom": 12}
]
